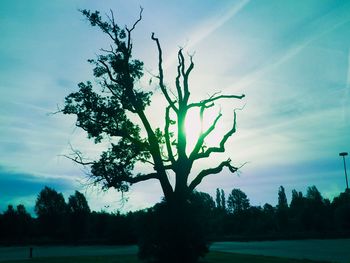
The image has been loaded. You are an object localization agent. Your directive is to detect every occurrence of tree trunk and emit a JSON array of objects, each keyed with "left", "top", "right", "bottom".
[{"left": 137, "top": 190, "right": 209, "bottom": 263}]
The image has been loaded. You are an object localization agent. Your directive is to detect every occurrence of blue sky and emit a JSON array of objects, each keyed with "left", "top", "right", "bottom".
[{"left": 1, "top": 0, "right": 349, "bottom": 214}]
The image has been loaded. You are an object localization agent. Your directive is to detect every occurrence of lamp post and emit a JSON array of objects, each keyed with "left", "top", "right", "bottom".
[{"left": 339, "top": 152, "right": 349, "bottom": 190}]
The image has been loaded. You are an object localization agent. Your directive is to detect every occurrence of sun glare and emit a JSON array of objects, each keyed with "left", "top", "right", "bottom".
[{"left": 185, "top": 107, "right": 226, "bottom": 152}]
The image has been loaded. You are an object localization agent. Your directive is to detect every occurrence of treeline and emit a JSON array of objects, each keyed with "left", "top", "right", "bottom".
[
  {"left": 210, "top": 186, "right": 350, "bottom": 240},
  {"left": 0, "top": 187, "right": 137, "bottom": 245},
  {"left": 0, "top": 186, "right": 349, "bottom": 245}
]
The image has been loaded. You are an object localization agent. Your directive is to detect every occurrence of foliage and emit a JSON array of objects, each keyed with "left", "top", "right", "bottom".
[
  {"left": 227, "top": 188, "right": 250, "bottom": 214},
  {"left": 35, "top": 186, "right": 67, "bottom": 238},
  {"left": 1, "top": 186, "right": 350, "bottom": 245},
  {"left": 67, "top": 191, "right": 91, "bottom": 241}
]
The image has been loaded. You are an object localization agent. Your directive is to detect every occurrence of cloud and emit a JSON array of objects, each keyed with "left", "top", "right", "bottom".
[{"left": 0, "top": 165, "right": 79, "bottom": 214}]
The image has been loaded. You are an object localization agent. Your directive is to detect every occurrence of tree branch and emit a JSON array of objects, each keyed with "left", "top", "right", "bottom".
[
  {"left": 188, "top": 94, "right": 245, "bottom": 109},
  {"left": 175, "top": 49, "right": 183, "bottom": 103},
  {"left": 126, "top": 7, "right": 143, "bottom": 52},
  {"left": 125, "top": 172, "right": 158, "bottom": 184},
  {"left": 189, "top": 159, "right": 238, "bottom": 191},
  {"left": 165, "top": 105, "right": 176, "bottom": 165},
  {"left": 183, "top": 54, "right": 194, "bottom": 104},
  {"left": 98, "top": 59, "right": 118, "bottom": 83},
  {"left": 194, "top": 109, "right": 238, "bottom": 160},
  {"left": 151, "top": 33, "right": 178, "bottom": 112},
  {"left": 62, "top": 144, "right": 95, "bottom": 166},
  {"left": 189, "top": 107, "right": 222, "bottom": 160}
]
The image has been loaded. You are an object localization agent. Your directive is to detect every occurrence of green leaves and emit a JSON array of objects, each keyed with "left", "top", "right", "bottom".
[{"left": 91, "top": 139, "right": 150, "bottom": 192}]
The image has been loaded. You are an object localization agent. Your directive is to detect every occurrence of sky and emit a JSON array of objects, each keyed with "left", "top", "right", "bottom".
[{"left": 1, "top": 0, "right": 349, "bottom": 215}]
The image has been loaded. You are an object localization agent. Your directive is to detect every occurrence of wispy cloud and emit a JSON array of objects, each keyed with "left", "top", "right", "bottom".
[
  {"left": 186, "top": 0, "right": 250, "bottom": 50},
  {"left": 227, "top": 7, "right": 350, "bottom": 92},
  {"left": 163, "top": 0, "right": 250, "bottom": 70}
]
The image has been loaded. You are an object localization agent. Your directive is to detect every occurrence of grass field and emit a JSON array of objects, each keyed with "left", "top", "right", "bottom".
[{"left": 0, "top": 252, "right": 328, "bottom": 263}]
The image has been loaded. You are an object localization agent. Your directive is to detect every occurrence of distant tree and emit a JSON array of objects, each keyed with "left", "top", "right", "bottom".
[
  {"left": 62, "top": 8, "right": 245, "bottom": 262},
  {"left": 289, "top": 189, "right": 306, "bottom": 231},
  {"left": 332, "top": 190, "right": 350, "bottom": 231},
  {"left": 303, "top": 186, "right": 328, "bottom": 232},
  {"left": 15, "top": 204, "right": 31, "bottom": 240},
  {"left": 35, "top": 186, "right": 67, "bottom": 238},
  {"left": 215, "top": 188, "right": 226, "bottom": 210},
  {"left": 227, "top": 188, "right": 250, "bottom": 214},
  {"left": 1, "top": 205, "right": 16, "bottom": 239},
  {"left": 276, "top": 186, "right": 288, "bottom": 231},
  {"left": 262, "top": 203, "right": 277, "bottom": 233},
  {"left": 216, "top": 188, "right": 221, "bottom": 209},
  {"left": 306, "top": 185, "right": 323, "bottom": 204},
  {"left": 277, "top": 186, "right": 288, "bottom": 210},
  {"left": 221, "top": 189, "right": 226, "bottom": 210},
  {"left": 290, "top": 189, "right": 304, "bottom": 210},
  {"left": 67, "top": 191, "right": 91, "bottom": 240}
]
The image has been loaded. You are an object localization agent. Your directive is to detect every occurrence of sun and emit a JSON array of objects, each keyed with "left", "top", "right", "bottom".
[{"left": 184, "top": 107, "right": 225, "bottom": 152}]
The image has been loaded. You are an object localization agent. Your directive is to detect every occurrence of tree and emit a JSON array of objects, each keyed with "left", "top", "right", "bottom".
[
  {"left": 277, "top": 185, "right": 288, "bottom": 210},
  {"left": 227, "top": 188, "right": 250, "bottom": 213},
  {"left": 216, "top": 188, "right": 221, "bottom": 209},
  {"left": 215, "top": 188, "right": 226, "bottom": 210},
  {"left": 276, "top": 186, "right": 288, "bottom": 231},
  {"left": 67, "top": 191, "right": 91, "bottom": 241},
  {"left": 304, "top": 185, "right": 328, "bottom": 231},
  {"left": 62, "top": 8, "right": 244, "bottom": 263},
  {"left": 35, "top": 186, "right": 67, "bottom": 238},
  {"left": 15, "top": 204, "right": 32, "bottom": 240},
  {"left": 1, "top": 205, "right": 16, "bottom": 239},
  {"left": 221, "top": 189, "right": 226, "bottom": 210}
]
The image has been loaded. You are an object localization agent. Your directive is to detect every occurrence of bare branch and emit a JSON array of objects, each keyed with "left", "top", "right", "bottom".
[
  {"left": 125, "top": 172, "right": 158, "bottom": 184},
  {"left": 98, "top": 59, "right": 118, "bottom": 83},
  {"left": 151, "top": 33, "right": 178, "bottom": 112},
  {"left": 165, "top": 106, "right": 176, "bottom": 165},
  {"left": 175, "top": 49, "right": 183, "bottom": 103},
  {"left": 194, "top": 109, "right": 238, "bottom": 160},
  {"left": 61, "top": 144, "right": 95, "bottom": 166},
  {"left": 189, "top": 159, "right": 238, "bottom": 191},
  {"left": 189, "top": 108, "right": 222, "bottom": 160},
  {"left": 183, "top": 55, "right": 194, "bottom": 103},
  {"left": 100, "top": 45, "right": 118, "bottom": 57},
  {"left": 126, "top": 6, "right": 143, "bottom": 33},
  {"left": 126, "top": 7, "right": 143, "bottom": 52},
  {"left": 188, "top": 94, "right": 245, "bottom": 109}
]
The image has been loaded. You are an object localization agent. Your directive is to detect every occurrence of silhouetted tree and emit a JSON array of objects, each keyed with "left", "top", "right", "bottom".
[
  {"left": 289, "top": 189, "right": 306, "bottom": 231},
  {"left": 35, "top": 186, "right": 67, "bottom": 238},
  {"left": 276, "top": 186, "right": 288, "bottom": 231},
  {"left": 15, "top": 204, "right": 32, "bottom": 240},
  {"left": 67, "top": 191, "right": 90, "bottom": 241},
  {"left": 277, "top": 186, "right": 288, "bottom": 210},
  {"left": 227, "top": 188, "right": 250, "bottom": 214},
  {"left": 215, "top": 188, "right": 226, "bottom": 211},
  {"left": 304, "top": 185, "right": 329, "bottom": 232},
  {"left": 262, "top": 203, "right": 277, "bottom": 233},
  {"left": 1, "top": 205, "right": 16, "bottom": 240},
  {"left": 221, "top": 189, "right": 226, "bottom": 210},
  {"left": 332, "top": 190, "right": 350, "bottom": 232},
  {"left": 216, "top": 188, "right": 221, "bottom": 209},
  {"left": 62, "top": 8, "right": 244, "bottom": 262}
]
